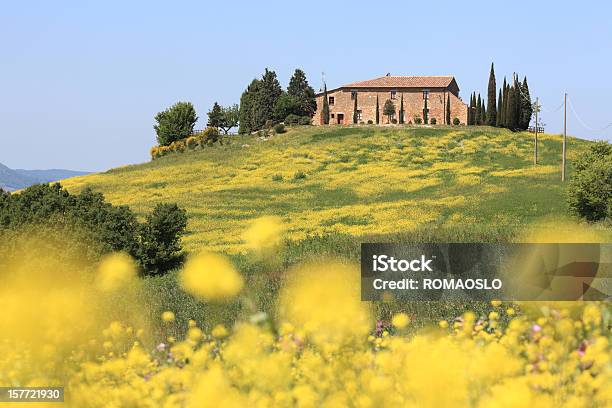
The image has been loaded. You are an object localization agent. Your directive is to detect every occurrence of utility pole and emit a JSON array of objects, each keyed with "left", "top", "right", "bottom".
[
  {"left": 562, "top": 93, "right": 567, "bottom": 182},
  {"left": 534, "top": 97, "right": 539, "bottom": 165}
]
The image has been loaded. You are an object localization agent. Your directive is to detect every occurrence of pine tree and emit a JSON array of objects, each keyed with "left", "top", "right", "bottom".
[
  {"left": 321, "top": 83, "right": 330, "bottom": 125},
  {"left": 208, "top": 102, "right": 223, "bottom": 127},
  {"left": 446, "top": 96, "right": 451, "bottom": 125},
  {"left": 519, "top": 76, "right": 533, "bottom": 130},
  {"left": 496, "top": 88, "right": 503, "bottom": 126},
  {"left": 399, "top": 94, "right": 405, "bottom": 124},
  {"left": 353, "top": 92, "right": 358, "bottom": 124},
  {"left": 475, "top": 94, "right": 482, "bottom": 125},
  {"left": 375, "top": 95, "right": 380, "bottom": 124},
  {"left": 486, "top": 62, "right": 497, "bottom": 126},
  {"left": 287, "top": 68, "right": 317, "bottom": 118},
  {"left": 239, "top": 78, "right": 261, "bottom": 133}
]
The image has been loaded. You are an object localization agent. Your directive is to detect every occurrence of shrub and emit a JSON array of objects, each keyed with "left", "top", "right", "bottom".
[
  {"left": 367, "top": 120, "right": 373, "bottom": 124},
  {"left": 293, "top": 171, "right": 306, "bottom": 180},
  {"left": 414, "top": 117, "right": 422, "bottom": 124},
  {"left": 186, "top": 136, "right": 198, "bottom": 150},
  {"left": 453, "top": 117, "right": 460, "bottom": 125},
  {"left": 202, "top": 127, "right": 220, "bottom": 144},
  {"left": 298, "top": 116, "right": 312, "bottom": 126},
  {"left": 430, "top": 117, "right": 437, "bottom": 125},
  {"left": 391, "top": 119, "right": 397, "bottom": 124},
  {"left": 274, "top": 123, "right": 286, "bottom": 134},
  {"left": 567, "top": 142, "right": 612, "bottom": 221},
  {"left": 264, "top": 119, "right": 275, "bottom": 130},
  {"left": 137, "top": 203, "right": 188, "bottom": 275},
  {"left": 0, "top": 184, "right": 187, "bottom": 275},
  {"left": 271, "top": 174, "right": 283, "bottom": 182},
  {"left": 285, "top": 114, "right": 300, "bottom": 125}
]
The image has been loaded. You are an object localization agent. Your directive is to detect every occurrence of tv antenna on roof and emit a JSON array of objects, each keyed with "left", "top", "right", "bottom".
[{"left": 386, "top": 72, "right": 391, "bottom": 76}]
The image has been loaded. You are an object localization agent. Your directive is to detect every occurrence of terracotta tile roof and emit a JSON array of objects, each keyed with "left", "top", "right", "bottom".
[{"left": 342, "top": 76, "right": 455, "bottom": 89}]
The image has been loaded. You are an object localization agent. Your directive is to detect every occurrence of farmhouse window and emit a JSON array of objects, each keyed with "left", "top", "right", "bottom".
[
  {"left": 329, "top": 96, "right": 335, "bottom": 105},
  {"left": 423, "top": 89, "right": 429, "bottom": 99},
  {"left": 356, "top": 110, "right": 362, "bottom": 120},
  {"left": 391, "top": 91, "right": 397, "bottom": 99},
  {"left": 331, "top": 113, "right": 335, "bottom": 118},
  {"left": 351, "top": 91, "right": 357, "bottom": 100}
]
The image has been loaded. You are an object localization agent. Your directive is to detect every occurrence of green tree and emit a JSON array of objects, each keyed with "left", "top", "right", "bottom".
[
  {"left": 273, "top": 93, "right": 300, "bottom": 122},
  {"left": 239, "top": 79, "right": 260, "bottom": 134},
  {"left": 446, "top": 96, "right": 451, "bottom": 125},
  {"left": 475, "top": 94, "right": 482, "bottom": 125},
  {"left": 423, "top": 97, "right": 429, "bottom": 124},
  {"left": 137, "top": 203, "right": 188, "bottom": 275},
  {"left": 207, "top": 102, "right": 223, "bottom": 128},
  {"left": 496, "top": 88, "right": 503, "bottom": 126},
  {"left": 501, "top": 79, "right": 509, "bottom": 128},
  {"left": 287, "top": 69, "right": 317, "bottom": 117},
  {"left": 519, "top": 76, "right": 533, "bottom": 130},
  {"left": 322, "top": 83, "right": 330, "bottom": 125},
  {"left": 480, "top": 99, "right": 486, "bottom": 125},
  {"left": 486, "top": 63, "right": 497, "bottom": 126},
  {"left": 252, "top": 68, "right": 282, "bottom": 129},
  {"left": 567, "top": 142, "right": 612, "bottom": 221},
  {"left": 506, "top": 82, "right": 518, "bottom": 130},
  {"left": 383, "top": 99, "right": 395, "bottom": 123},
  {"left": 219, "top": 104, "right": 240, "bottom": 134},
  {"left": 399, "top": 94, "right": 405, "bottom": 124},
  {"left": 154, "top": 102, "right": 198, "bottom": 146},
  {"left": 353, "top": 92, "right": 358, "bottom": 124},
  {"left": 375, "top": 95, "right": 380, "bottom": 124}
]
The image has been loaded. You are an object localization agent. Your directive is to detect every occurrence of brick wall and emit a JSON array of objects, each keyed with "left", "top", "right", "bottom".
[{"left": 312, "top": 88, "right": 468, "bottom": 125}]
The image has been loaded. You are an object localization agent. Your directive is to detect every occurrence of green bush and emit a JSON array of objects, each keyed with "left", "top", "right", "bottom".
[
  {"left": 202, "top": 127, "right": 220, "bottom": 144},
  {"left": 271, "top": 174, "right": 283, "bottom": 182},
  {"left": 137, "top": 203, "right": 188, "bottom": 275},
  {"left": 453, "top": 117, "right": 460, "bottom": 125},
  {"left": 367, "top": 120, "right": 373, "bottom": 124},
  {"left": 414, "top": 117, "right": 422, "bottom": 124},
  {"left": 186, "top": 136, "right": 198, "bottom": 150},
  {"left": 274, "top": 123, "right": 286, "bottom": 134},
  {"left": 298, "top": 116, "right": 312, "bottom": 126},
  {"left": 293, "top": 171, "right": 306, "bottom": 180},
  {"left": 430, "top": 117, "right": 437, "bottom": 125},
  {"left": 0, "top": 183, "right": 187, "bottom": 275},
  {"left": 391, "top": 119, "right": 398, "bottom": 124},
  {"left": 285, "top": 114, "right": 300, "bottom": 125},
  {"left": 567, "top": 142, "right": 612, "bottom": 221}
]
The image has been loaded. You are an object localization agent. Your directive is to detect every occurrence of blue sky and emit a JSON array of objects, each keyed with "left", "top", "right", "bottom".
[{"left": 1, "top": 1, "right": 611, "bottom": 171}]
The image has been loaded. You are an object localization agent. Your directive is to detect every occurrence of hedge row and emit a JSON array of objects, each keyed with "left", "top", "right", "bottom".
[{"left": 150, "top": 127, "right": 220, "bottom": 159}]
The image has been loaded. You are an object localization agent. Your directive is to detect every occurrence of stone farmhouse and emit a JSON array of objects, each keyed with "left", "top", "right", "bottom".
[{"left": 312, "top": 75, "right": 468, "bottom": 126}]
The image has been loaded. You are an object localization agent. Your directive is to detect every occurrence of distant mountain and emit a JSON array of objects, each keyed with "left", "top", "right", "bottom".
[{"left": 0, "top": 162, "right": 90, "bottom": 192}]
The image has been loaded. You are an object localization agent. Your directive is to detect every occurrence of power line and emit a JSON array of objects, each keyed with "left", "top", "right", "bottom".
[{"left": 567, "top": 96, "right": 612, "bottom": 132}]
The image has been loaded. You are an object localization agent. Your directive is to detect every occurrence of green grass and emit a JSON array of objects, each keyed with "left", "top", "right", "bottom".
[{"left": 59, "top": 125, "right": 609, "bottom": 334}]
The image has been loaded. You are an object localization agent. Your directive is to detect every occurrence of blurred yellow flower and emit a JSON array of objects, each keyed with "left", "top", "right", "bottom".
[
  {"left": 96, "top": 252, "right": 137, "bottom": 292},
  {"left": 212, "top": 324, "right": 228, "bottom": 339},
  {"left": 180, "top": 253, "right": 244, "bottom": 301},
  {"left": 242, "top": 216, "right": 285, "bottom": 252},
  {"left": 161, "top": 311, "right": 175, "bottom": 323},
  {"left": 392, "top": 313, "right": 410, "bottom": 329}
]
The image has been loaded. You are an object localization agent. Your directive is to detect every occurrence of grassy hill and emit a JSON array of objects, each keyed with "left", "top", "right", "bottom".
[{"left": 61, "top": 126, "right": 594, "bottom": 253}]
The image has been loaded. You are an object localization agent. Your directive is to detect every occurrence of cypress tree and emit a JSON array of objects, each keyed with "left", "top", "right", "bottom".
[
  {"left": 287, "top": 68, "right": 317, "bottom": 118},
  {"left": 513, "top": 75, "right": 521, "bottom": 130},
  {"left": 496, "top": 88, "right": 503, "bottom": 126},
  {"left": 475, "top": 94, "right": 482, "bottom": 125},
  {"left": 321, "top": 83, "right": 330, "bottom": 125},
  {"left": 446, "top": 96, "right": 451, "bottom": 125},
  {"left": 399, "top": 94, "right": 405, "bottom": 124},
  {"left": 423, "top": 97, "right": 429, "bottom": 124},
  {"left": 468, "top": 93, "right": 474, "bottom": 125},
  {"left": 481, "top": 100, "right": 486, "bottom": 125},
  {"left": 353, "top": 92, "right": 358, "bottom": 124},
  {"left": 375, "top": 95, "right": 380, "bottom": 124},
  {"left": 486, "top": 62, "right": 497, "bottom": 126},
  {"left": 506, "top": 82, "right": 517, "bottom": 130},
  {"left": 501, "top": 79, "right": 509, "bottom": 128},
  {"left": 519, "top": 76, "right": 533, "bottom": 130}
]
